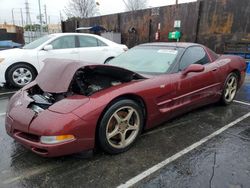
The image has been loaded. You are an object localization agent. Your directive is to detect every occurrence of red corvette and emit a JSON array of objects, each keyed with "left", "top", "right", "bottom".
[{"left": 5, "top": 43, "right": 246, "bottom": 157}]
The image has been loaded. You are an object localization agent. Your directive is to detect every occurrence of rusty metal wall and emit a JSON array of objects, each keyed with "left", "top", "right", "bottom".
[
  {"left": 62, "top": 0, "right": 250, "bottom": 52},
  {"left": 62, "top": 2, "right": 199, "bottom": 48},
  {"left": 197, "top": 0, "right": 250, "bottom": 53}
]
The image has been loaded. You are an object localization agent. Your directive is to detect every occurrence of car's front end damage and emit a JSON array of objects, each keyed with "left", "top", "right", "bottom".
[{"left": 5, "top": 59, "right": 145, "bottom": 157}]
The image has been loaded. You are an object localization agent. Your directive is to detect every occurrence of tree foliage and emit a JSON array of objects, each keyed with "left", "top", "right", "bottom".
[
  {"left": 24, "top": 24, "right": 47, "bottom": 31},
  {"left": 125, "top": 0, "right": 148, "bottom": 11},
  {"left": 65, "top": 0, "right": 98, "bottom": 18}
]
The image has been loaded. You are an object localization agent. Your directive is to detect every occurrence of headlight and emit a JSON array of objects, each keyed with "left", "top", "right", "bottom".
[
  {"left": 40, "top": 135, "right": 75, "bottom": 144},
  {"left": 0, "top": 58, "right": 5, "bottom": 63},
  {"left": 31, "top": 104, "right": 44, "bottom": 113}
]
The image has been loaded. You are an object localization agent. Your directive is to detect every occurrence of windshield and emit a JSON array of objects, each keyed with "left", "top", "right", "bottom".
[
  {"left": 23, "top": 35, "right": 52, "bottom": 49},
  {"left": 108, "top": 46, "right": 181, "bottom": 74}
]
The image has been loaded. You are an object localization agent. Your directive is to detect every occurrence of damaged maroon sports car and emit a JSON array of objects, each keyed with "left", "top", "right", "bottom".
[{"left": 5, "top": 43, "right": 246, "bottom": 157}]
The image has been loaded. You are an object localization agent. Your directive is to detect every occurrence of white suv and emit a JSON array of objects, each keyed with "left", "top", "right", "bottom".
[{"left": 0, "top": 33, "right": 128, "bottom": 88}]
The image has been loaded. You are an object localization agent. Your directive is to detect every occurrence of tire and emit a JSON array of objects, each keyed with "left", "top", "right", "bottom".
[
  {"left": 220, "top": 72, "right": 238, "bottom": 105},
  {"left": 7, "top": 63, "right": 37, "bottom": 88},
  {"left": 98, "top": 99, "right": 144, "bottom": 154},
  {"left": 104, "top": 57, "right": 114, "bottom": 64}
]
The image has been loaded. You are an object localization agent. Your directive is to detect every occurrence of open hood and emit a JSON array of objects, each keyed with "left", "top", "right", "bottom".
[{"left": 36, "top": 58, "right": 146, "bottom": 93}]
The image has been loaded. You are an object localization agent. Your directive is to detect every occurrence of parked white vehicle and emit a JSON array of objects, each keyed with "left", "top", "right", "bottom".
[{"left": 0, "top": 33, "right": 128, "bottom": 88}]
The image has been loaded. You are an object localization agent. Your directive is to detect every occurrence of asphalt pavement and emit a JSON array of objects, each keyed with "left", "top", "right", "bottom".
[{"left": 0, "top": 76, "right": 249, "bottom": 188}]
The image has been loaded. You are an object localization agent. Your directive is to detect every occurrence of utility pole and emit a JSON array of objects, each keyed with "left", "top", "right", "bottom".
[
  {"left": 60, "top": 11, "right": 63, "bottom": 21},
  {"left": 38, "top": 0, "right": 43, "bottom": 35},
  {"left": 25, "top": 0, "right": 32, "bottom": 43},
  {"left": 176, "top": 0, "right": 178, "bottom": 5},
  {"left": 20, "top": 8, "right": 24, "bottom": 27},
  {"left": 44, "top": 5, "right": 48, "bottom": 25},
  {"left": 25, "top": 0, "right": 32, "bottom": 26},
  {"left": 11, "top": 9, "right": 15, "bottom": 25}
]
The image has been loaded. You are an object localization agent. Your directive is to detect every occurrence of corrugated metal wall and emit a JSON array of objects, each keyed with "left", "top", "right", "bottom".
[{"left": 62, "top": 0, "right": 250, "bottom": 52}]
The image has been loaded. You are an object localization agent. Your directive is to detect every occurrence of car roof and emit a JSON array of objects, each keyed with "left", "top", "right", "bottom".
[
  {"left": 49, "top": 32, "right": 100, "bottom": 37},
  {"left": 48, "top": 32, "right": 119, "bottom": 45},
  {"left": 140, "top": 42, "right": 201, "bottom": 48}
]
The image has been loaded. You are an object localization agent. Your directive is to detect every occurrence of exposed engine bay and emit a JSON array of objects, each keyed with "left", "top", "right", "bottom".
[{"left": 27, "top": 66, "right": 141, "bottom": 112}]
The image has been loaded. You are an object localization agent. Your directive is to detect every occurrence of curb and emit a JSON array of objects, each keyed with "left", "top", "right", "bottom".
[{"left": 0, "top": 91, "right": 16, "bottom": 99}]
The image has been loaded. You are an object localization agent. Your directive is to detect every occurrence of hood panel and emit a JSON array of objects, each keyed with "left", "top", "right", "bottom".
[
  {"left": 0, "top": 48, "right": 29, "bottom": 58},
  {"left": 36, "top": 58, "right": 145, "bottom": 93},
  {"left": 48, "top": 95, "right": 89, "bottom": 114}
]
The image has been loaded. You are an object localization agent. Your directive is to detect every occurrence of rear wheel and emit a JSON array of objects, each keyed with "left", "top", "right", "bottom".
[
  {"left": 7, "top": 63, "right": 36, "bottom": 88},
  {"left": 98, "top": 99, "right": 143, "bottom": 154},
  {"left": 221, "top": 72, "right": 238, "bottom": 105}
]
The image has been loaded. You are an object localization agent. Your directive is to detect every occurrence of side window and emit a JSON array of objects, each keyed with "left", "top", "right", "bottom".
[
  {"left": 179, "top": 46, "right": 210, "bottom": 71},
  {"left": 78, "top": 36, "right": 98, "bottom": 47},
  {"left": 97, "top": 39, "right": 107, "bottom": 46},
  {"left": 50, "top": 36, "right": 76, "bottom": 49}
]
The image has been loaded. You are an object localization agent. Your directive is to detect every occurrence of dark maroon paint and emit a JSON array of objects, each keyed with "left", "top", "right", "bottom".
[{"left": 5, "top": 43, "right": 246, "bottom": 157}]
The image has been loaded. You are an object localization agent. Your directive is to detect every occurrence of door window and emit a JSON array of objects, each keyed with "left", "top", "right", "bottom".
[
  {"left": 50, "top": 36, "right": 76, "bottom": 49},
  {"left": 179, "top": 46, "right": 210, "bottom": 70},
  {"left": 97, "top": 39, "right": 107, "bottom": 46},
  {"left": 78, "top": 36, "right": 99, "bottom": 47}
]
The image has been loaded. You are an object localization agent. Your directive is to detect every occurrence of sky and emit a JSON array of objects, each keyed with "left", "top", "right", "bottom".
[{"left": 0, "top": 0, "right": 196, "bottom": 25}]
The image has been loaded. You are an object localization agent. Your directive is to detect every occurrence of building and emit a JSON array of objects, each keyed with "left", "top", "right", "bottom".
[
  {"left": 48, "top": 23, "right": 61, "bottom": 34},
  {"left": 0, "top": 23, "right": 24, "bottom": 44}
]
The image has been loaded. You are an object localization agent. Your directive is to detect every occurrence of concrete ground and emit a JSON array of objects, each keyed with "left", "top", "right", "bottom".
[{"left": 0, "top": 76, "right": 249, "bottom": 188}]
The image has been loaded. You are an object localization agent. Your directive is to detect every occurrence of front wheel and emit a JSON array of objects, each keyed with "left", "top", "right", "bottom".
[
  {"left": 98, "top": 99, "right": 144, "bottom": 154},
  {"left": 7, "top": 63, "right": 36, "bottom": 88},
  {"left": 221, "top": 72, "right": 238, "bottom": 105}
]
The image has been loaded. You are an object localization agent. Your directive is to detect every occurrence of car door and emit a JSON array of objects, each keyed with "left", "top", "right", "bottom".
[
  {"left": 37, "top": 35, "right": 79, "bottom": 69},
  {"left": 169, "top": 46, "right": 220, "bottom": 114},
  {"left": 77, "top": 35, "right": 109, "bottom": 64}
]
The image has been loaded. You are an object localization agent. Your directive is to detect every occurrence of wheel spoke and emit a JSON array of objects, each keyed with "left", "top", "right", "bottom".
[
  {"left": 228, "top": 77, "right": 233, "bottom": 86},
  {"left": 230, "top": 89, "right": 236, "bottom": 97},
  {"left": 225, "top": 88, "right": 229, "bottom": 98},
  {"left": 124, "top": 108, "right": 135, "bottom": 122},
  {"left": 127, "top": 124, "right": 138, "bottom": 131},
  {"left": 107, "top": 125, "right": 120, "bottom": 139},
  {"left": 20, "top": 78, "right": 26, "bottom": 85},
  {"left": 25, "top": 72, "right": 31, "bottom": 77},
  {"left": 114, "top": 113, "right": 122, "bottom": 124},
  {"left": 19, "top": 68, "right": 24, "bottom": 74},
  {"left": 13, "top": 77, "right": 21, "bottom": 82},
  {"left": 231, "top": 85, "right": 237, "bottom": 91},
  {"left": 119, "top": 132, "right": 126, "bottom": 147},
  {"left": 13, "top": 72, "right": 20, "bottom": 77}
]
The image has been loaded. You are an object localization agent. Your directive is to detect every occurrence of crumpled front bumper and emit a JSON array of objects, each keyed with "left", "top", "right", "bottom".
[{"left": 5, "top": 90, "right": 95, "bottom": 157}]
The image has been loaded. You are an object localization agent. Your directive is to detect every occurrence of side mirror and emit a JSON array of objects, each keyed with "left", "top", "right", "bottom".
[
  {"left": 182, "top": 64, "right": 205, "bottom": 75},
  {"left": 43, "top": 44, "right": 53, "bottom": 51}
]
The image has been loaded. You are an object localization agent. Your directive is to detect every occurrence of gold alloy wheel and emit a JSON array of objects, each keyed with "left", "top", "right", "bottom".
[
  {"left": 224, "top": 75, "right": 237, "bottom": 102},
  {"left": 106, "top": 106, "right": 140, "bottom": 149}
]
